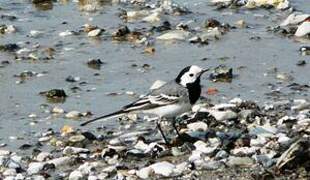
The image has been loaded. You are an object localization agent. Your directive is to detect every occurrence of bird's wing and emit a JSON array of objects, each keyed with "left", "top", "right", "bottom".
[
  {"left": 122, "top": 81, "right": 188, "bottom": 112},
  {"left": 80, "top": 81, "right": 188, "bottom": 126}
]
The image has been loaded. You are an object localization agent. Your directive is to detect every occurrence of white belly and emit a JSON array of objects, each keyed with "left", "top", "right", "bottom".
[{"left": 141, "top": 103, "right": 192, "bottom": 118}]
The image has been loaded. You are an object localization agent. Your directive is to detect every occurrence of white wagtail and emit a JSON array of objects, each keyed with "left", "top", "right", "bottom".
[{"left": 81, "top": 65, "right": 208, "bottom": 144}]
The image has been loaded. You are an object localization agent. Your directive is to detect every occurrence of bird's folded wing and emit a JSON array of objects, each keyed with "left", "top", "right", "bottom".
[{"left": 122, "top": 93, "right": 181, "bottom": 112}]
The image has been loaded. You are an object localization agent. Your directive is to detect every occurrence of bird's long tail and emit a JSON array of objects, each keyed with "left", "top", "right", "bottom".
[{"left": 80, "top": 110, "right": 125, "bottom": 126}]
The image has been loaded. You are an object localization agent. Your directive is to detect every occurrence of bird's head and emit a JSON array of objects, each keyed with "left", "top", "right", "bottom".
[{"left": 175, "top": 65, "right": 208, "bottom": 87}]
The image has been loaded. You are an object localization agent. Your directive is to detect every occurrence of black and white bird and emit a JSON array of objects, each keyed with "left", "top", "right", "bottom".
[{"left": 81, "top": 65, "right": 208, "bottom": 144}]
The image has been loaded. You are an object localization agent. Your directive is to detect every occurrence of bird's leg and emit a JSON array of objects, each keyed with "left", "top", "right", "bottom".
[
  {"left": 156, "top": 119, "right": 169, "bottom": 145},
  {"left": 172, "top": 118, "right": 181, "bottom": 137}
]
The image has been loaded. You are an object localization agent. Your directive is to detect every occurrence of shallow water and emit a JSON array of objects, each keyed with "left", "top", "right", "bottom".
[{"left": 0, "top": 0, "right": 309, "bottom": 150}]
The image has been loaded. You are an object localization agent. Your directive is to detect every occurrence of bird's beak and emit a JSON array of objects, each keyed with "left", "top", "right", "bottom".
[{"left": 199, "top": 68, "right": 209, "bottom": 76}]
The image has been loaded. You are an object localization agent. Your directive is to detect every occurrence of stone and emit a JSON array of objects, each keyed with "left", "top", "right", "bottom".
[
  {"left": 63, "top": 146, "right": 90, "bottom": 155},
  {"left": 157, "top": 30, "right": 190, "bottom": 41},
  {"left": 295, "top": 21, "right": 310, "bottom": 37},
  {"left": 136, "top": 167, "right": 153, "bottom": 179},
  {"left": 69, "top": 170, "right": 84, "bottom": 180},
  {"left": 208, "top": 110, "right": 238, "bottom": 121},
  {"left": 65, "top": 111, "right": 82, "bottom": 119},
  {"left": 227, "top": 156, "right": 254, "bottom": 167},
  {"left": 27, "top": 162, "right": 45, "bottom": 175},
  {"left": 87, "top": 29, "right": 102, "bottom": 37},
  {"left": 36, "top": 152, "right": 52, "bottom": 162},
  {"left": 150, "top": 161, "right": 175, "bottom": 177},
  {"left": 194, "top": 141, "right": 217, "bottom": 154},
  {"left": 187, "top": 122, "right": 208, "bottom": 132}
]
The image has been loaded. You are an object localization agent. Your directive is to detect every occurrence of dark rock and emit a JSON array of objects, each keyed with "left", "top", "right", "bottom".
[
  {"left": 39, "top": 89, "right": 67, "bottom": 99},
  {"left": 87, "top": 59, "right": 104, "bottom": 70},
  {"left": 151, "top": 21, "right": 171, "bottom": 32},
  {"left": 19, "top": 144, "right": 33, "bottom": 150},
  {"left": 0, "top": 43, "right": 20, "bottom": 52},
  {"left": 0, "top": 15, "right": 17, "bottom": 21},
  {"left": 209, "top": 65, "right": 233, "bottom": 82},
  {"left": 81, "top": 131, "right": 97, "bottom": 141},
  {"left": 112, "top": 26, "right": 130, "bottom": 39},
  {"left": 204, "top": 18, "right": 221, "bottom": 28},
  {"left": 42, "top": 163, "right": 55, "bottom": 171},
  {"left": 300, "top": 46, "right": 310, "bottom": 55},
  {"left": 296, "top": 60, "right": 306, "bottom": 66}
]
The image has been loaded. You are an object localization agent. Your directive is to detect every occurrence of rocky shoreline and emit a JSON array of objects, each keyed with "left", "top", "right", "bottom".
[{"left": 0, "top": 97, "right": 309, "bottom": 179}]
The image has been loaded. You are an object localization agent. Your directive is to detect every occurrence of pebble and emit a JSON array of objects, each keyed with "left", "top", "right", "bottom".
[
  {"left": 231, "top": 147, "right": 258, "bottom": 156},
  {"left": 194, "top": 141, "right": 217, "bottom": 154},
  {"left": 143, "top": 11, "right": 161, "bottom": 23},
  {"left": 52, "top": 106, "right": 65, "bottom": 114},
  {"left": 150, "top": 161, "right": 175, "bottom": 177},
  {"left": 65, "top": 111, "right": 82, "bottom": 119},
  {"left": 48, "top": 156, "right": 71, "bottom": 167},
  {"left": 27, "top": 162, "right": 45, "bottom": 175},
  {"left": 157, "top": 30, "right": 190, "bottom": 40},
  {"left": 36, "top": 152, "right": 52, "bottom": 162},
  {"left": 226, "top": 156, "right": 254, "bottom": 167},
  {"left": 208, "top": 110, "right": 238, "bottom": 121},
  {"left": 59, "top": 30, "right": 73, "bottom": 37},
  {"left": 63, "top": 146, "right": 90, "bottom": 155},
  {"left": 187, "top": 122, "right": 208, "bottom": 132},
  {"left": 295, "top": 21, "right": 310, "bottom": 37},
  {"left": 136, "top": 167, "right": 153, "bottom": 179},
  {"left": 3, "top": 168, "right": 17, "bottom": 176},
  {"left": 30, "top": 30, "right": 44, "bottom": 37},
  {"left": 69, "top": 135, "right": 86, "bottom": 143},
  {"left": 69, "top": 170, "right": 84, "bottom": 180},
  {"left": 87, "top": 29, "right": 102, "bottom": 37}
]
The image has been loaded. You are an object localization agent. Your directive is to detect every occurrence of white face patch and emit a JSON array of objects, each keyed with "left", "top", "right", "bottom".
[{"left": 179, "top": 65, "right": 203, "bottom": 87}]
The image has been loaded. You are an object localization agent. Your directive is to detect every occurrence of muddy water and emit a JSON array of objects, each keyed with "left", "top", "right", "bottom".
[{"left": 0, "top": 0, "right": 309, "bottom": 150}]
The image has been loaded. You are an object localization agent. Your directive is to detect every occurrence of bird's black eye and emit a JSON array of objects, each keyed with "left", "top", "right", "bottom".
[{"left": 189, "top": 73, "right": 194, "bottom": 77}]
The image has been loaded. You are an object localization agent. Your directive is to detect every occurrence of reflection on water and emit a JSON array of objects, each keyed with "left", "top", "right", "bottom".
[
  {"left": 32, "top": 0, "right": 53, "bottom": 11},
  {"left": 78, "top": 0, "right": 112, "bottom": 12}
]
